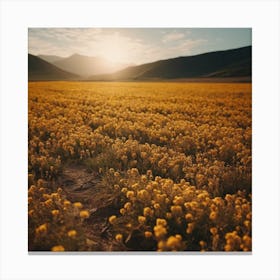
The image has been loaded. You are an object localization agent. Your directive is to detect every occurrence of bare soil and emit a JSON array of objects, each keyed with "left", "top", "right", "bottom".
[{"left": 57, "top": 165, "right": 123, "bottom": 251}]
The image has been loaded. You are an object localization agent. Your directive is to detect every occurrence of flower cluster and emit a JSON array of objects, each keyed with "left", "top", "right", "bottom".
[
  {"left": 28, "top": 182, "right": 92, "bottom": 251},
  {"left": 108, "top": 168, "right": 251, "bottom": 251},
  {"left": 29, "top": 81, "right": 252, "bottom": 251},
  {"left": 29, "top": 82, "right": 251, "bottom": 198}
]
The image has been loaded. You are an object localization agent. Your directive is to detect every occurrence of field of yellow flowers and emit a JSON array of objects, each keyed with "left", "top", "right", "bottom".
[{"left": 28, "top": 81, "right": 252, "bottom": 252}]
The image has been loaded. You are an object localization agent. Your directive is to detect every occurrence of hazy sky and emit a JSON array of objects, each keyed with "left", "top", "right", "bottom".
[{"left": 29, "top": 28, "right": 251, "bottom": 65}]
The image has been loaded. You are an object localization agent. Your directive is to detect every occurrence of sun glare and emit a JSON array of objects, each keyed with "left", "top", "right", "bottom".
[{"left": 99, "top": 33, "right": 130, "bottom": 64}]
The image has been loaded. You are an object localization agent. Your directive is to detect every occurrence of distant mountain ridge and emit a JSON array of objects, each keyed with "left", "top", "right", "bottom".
[
  {"left": 38, "top": 54, "right": 65, "bottom": 63},
  {"left": 28, "top": 54, "right": 79, "bottom": 81},
  {"left": 89, "top": 46, "right": 251, "bottom": 81},
  {"left": 29, "top": 46, "right": 251, "bottom": 81},
  {"left": 52, "top": 54, "right": 131, "bottom": 77}
]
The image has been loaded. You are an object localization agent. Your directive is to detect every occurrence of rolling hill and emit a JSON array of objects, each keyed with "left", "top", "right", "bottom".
[
  {"left": 89, "top": 46, "right": 251, "bottom": 81},
  {"left": 38, "top": 54, "right": 65, "bottom": 63},
  {"left": 52, "top": 54, "right": 130, "bottom": 77},
  {"left": 28, "top": 54, "right": 79, "bottom": 81}
]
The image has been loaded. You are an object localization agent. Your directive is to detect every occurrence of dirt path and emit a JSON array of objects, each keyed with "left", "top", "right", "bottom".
[{"left": 57, "top": 165, "right": 121, "bottom": 251}]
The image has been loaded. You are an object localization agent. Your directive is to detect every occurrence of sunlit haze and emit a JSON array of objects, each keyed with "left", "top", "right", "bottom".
[{"left": 29, "top": 28, "right": 251, "bottom": 65}]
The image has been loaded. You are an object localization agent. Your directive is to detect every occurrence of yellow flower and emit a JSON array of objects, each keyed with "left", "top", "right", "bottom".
[
  {"left": 213, "top": 197, "right": 224, "bottom": 207},
  {"left": 141, "top": 175, "right": 148, "bottom": 183},
  {"left": 131, "top": 183, "right": 139, "bottom": 190},
  {"left": 235, "top": 198, "right": 242, "bottom": 205},
  {"left": 197, "top": 193, "right": 206, "bottom": 200},
  {"left": 153, "top": 225, "right": 167, "bottom": 239},
  {"left": 185, "top": 213, "right": 193, "bottom": 221},
  {"left": 184, "top": 202, "right": 191, "bottom": 209},
  {"left": 126, "top": 223, "right": 132, "bottom": 229},
  {"left": 43, "top": 194, "right": 51, "bottom": 200},
  {"left": 171, "top": 205, "right": 183, "bottom": 216},
  {"left": 126, "top": 191, "right": 134, "bottom": 200},
  {"left": 186, "top": 222, "right": 195, "bottom": 234},
  {"left": 120, "top": 208, "right": 126, "bottom": 215},
  {"left": 225, "top": 194, "right": 233, "bottom": 203},
  {"left": 242, "top": 235, "right": 251, "bottom": 247},
  {"left": 199, "top": 240, "right": 206, "bottom": 248},
  {"left": 146, "top": 184, "right": 153, "bottom": 192},
  {"left": 154, "top": 203, "right": 160, "bottom": 210},
  {"left": 157, "top": 240, "right": 166, "bottom": 250},
  {"left": 124, "top": 202, "right": 132, "bottom": 211},
  {"left": 28, "top": 209, "right": 34, "bottom": 216},
  {"left": 235, "top": 214, "right": 242, "bottom": 222},
  {"left": 44, "top": 199, "right": 52, "bottom": 207},
  {"left": 156, "top": 218, "right": 167, "bottom": 227},
  {"left": 166, "top": 212, "right": 172, "bottom": 219},
  {"left": 210, "top": 227, "right": 218, "bottom": 235},
  {"left": 74, "top": 202, "right": 83, "bottom": 209},
  {"left": 114, "top": 184, "right": 120, "bottom": 191},
  {"left": 190, "top": 201, "right": 199, "bottom": 209},
  {"left": 137, "top": 189, "right": 149, "bottom": 201},
  {"left": 166, "top": 235, "right": 181, "bottom": 250},
  {"left": 143, "top": 207, "right": 153, "bottom": 217},
  {"left": 114, "top": 172, "right": 120, "bottom": 178},
  {"left": 138, "top": 216, "right": 146, "bottom": 224},
  {"left": 141, "top": 152, "right": 148, "bottom": 159},
  {"left": 225, "top": 232, "right": 234, "bottom": 240},
  {"left": 51, "top": 192, "right": 59, "bottom": 199},
  {"left": 244, "top": 220, "right": 250, "bottom": 228},
  {"left": 144, "top": 231, "right": 153, "bottom": 238},
  {"left": 115, "top": 234, "right": 123, "bottom": 242},
  {"left": 63, "top": 200, "right": 71, "bottom": 207},
  {"left": 146, "top": 170, "right": 153, "bottom": 177},
  {"left": 67, "top": 230, "right": 77, "bottom": 238},
  {"left": 225, "top": 231, "right": 241, "bottom": 250},
  {"left": 51, "top": 245, "right": 65, "bottom": 252},
  {"left": 35, "top": 223, "right": 47, "bottom": 235},
  {"left": 109, "top": 215, "right": 117, "bottom": 225},
  {"left": 152, "top": 181, "right": 159, "bottom": 188},
  {"left": 209, "top": 211, "right": 218, "bottom": 220},
  {"left": 121, "top": 187, "right": 128, "bottom": 194},
  {"left": 224, "top": 244, "right": 232, "bottom": 251},
  {"left": 131, "top": 168, "right": 139, "bottom": 177},
  {"left": 173, "top": 196, "right": 184, "bottom": 206},
  {"left": 80, "top": 210, "right": 90, "bottom": 219},
  {"left": 242, "top": 204, "right": 250, "bottom": 212},
  {"left": 175, "top": 234, "right": 182, "bottom": 241},
  {"left": 246, "top": 213, "right": 252, "bottom": 220},
  {"left": 51, "top": 209, "right": 59, "bottom": 216}
]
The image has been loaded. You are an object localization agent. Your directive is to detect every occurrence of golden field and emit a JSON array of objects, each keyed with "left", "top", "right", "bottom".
[{"left": 28, "top": 81, "right": 252, "bottom": 251}]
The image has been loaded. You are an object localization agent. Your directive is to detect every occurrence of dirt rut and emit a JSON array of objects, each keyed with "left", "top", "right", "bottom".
[{"left": 57, "top": 165, "right": 121, "bottom": 251}]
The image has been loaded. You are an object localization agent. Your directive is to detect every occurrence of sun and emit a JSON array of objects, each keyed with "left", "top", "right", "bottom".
[{"left": 99, "top": 33, "right": 129, "bottom": 64}]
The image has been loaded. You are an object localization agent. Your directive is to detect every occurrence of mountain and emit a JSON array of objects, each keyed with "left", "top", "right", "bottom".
[
  {"left": 38, "top": 54, "right": 65, "bottom": 63},
  {"left": 52, "top": 54, "right": 129, "bottom": 77},
  {"left": 89, "top": 46, "right": 251, "bottom": 81},
  {"left": 28, "top": 54, "right": 79, "bottom": 81}
]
